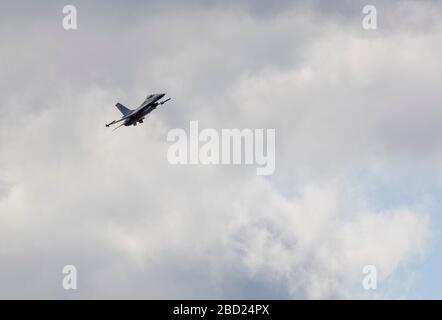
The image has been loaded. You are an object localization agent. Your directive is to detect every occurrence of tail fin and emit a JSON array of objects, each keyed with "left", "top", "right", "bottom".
[{"left": 115, "top": 103, "right": 132, "bottom": 116}]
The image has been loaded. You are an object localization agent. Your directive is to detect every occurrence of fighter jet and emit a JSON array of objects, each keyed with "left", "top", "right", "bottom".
[{"left": 105, "top": 93, "right": 171, "bottom": 130}]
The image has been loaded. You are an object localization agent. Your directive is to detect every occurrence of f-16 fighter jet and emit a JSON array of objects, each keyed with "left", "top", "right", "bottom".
[{"left": 106, "top": 93, "right": 171, "bottom": 131}]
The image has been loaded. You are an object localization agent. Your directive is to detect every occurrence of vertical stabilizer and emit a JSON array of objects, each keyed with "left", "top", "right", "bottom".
[{"left": 115, "top": 103, "right": 132, "bottom": 116}]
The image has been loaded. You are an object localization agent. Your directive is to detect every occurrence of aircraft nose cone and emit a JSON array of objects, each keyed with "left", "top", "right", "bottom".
[{"left": 159, "top": 93, "right": 166, "bottom": 99}]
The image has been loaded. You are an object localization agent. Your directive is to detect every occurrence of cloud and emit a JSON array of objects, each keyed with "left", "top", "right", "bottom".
[
  {"left": 227, "top": 178, "right": 429, "bottom": 298},
  {"left": 0, "top": 0, "right": 439, "bottom": 298}
]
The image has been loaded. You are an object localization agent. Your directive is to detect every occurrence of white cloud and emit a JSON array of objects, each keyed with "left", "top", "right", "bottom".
[
  {"left": 227, "top": 178, "right": 429, "bottom": 298},
  {"left": 0, "top": 0, "right": 439, "bottom": 298}
]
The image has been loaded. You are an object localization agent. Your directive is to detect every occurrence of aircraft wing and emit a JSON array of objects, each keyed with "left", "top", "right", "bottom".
[
  {"left": 105, "top": 117, "right": 125, "bottom": 127},
  {"left": 145, "top": 104, "right": 158, "bottom": 115}
]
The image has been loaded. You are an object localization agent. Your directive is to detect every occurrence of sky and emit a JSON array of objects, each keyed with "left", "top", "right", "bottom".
[{"left": 0, "top": 0, "right": 442, "bottom": 299}]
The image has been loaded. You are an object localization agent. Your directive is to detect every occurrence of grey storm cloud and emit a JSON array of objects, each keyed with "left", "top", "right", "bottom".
[{"left": 0, "top": 0, "right": 440, "bottom": 298}]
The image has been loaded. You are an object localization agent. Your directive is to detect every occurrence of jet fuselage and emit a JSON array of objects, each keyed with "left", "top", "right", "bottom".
[{"left": 123, "top": 93, "right": 165, "bottom": 126}]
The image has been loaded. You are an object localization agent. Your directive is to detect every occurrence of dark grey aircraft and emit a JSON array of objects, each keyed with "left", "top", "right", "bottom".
[{"left": 106, "top": 93, "right": 171, "bottom": 130}]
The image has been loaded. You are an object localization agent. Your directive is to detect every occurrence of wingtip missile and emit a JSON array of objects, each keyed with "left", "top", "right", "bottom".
[
  {"left": 160, "top": 98, "right": 171, "bottom": 105},
  {"left": 105, "top": 120, "right": 116, "bottom": 127}
]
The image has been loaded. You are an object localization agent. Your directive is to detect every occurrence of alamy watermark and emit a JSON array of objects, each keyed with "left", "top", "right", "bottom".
[
  {"left": 167, "top": 121, "right": 276, "bottom": 175},
  {"left": 62, "top": 5, "right": 78, "bottom": 30},
  {"left": 362, "top": 265, "right": 377, "bottom": 290},
  {"left": 62, "top": 265, "right": 78, "bottom": 290},
  {"left": 362, "top": 5, "right": 377, "bottom": 30}
]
